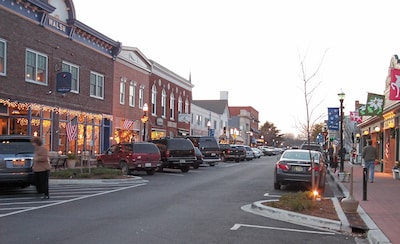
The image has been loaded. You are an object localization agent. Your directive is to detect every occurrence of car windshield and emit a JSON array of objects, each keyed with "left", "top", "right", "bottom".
[
  {"left": 0, "top": 139, "right": 34, "bottom": 154},
  {"left": 282, "top": 151, "right": 320, "bottom": 161}
]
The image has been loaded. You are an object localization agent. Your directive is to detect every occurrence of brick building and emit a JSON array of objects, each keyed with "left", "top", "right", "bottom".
[{"left": 0, "top": 0, "right": 120, "bottom": 154}]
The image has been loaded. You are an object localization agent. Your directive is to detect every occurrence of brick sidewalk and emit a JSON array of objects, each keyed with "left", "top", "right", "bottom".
[{"left": 336, "top": 161, "right": 399, "bottom": 243}]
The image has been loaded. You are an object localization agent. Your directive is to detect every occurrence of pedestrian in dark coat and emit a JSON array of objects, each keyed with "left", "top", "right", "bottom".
[
  {"left": 31, "top": 137, "right": 50, "bottom": 199},
  {"left": 362, "top": 140, "right": 378, "bottom": 183}
]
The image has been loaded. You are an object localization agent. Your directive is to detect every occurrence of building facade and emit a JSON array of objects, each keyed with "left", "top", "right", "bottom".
[
  {"left": 228, "top": 106, "right": 260, "bottom": 145},
  {"left": 0, "top": 0, "right": 120, "bottom": 154}
]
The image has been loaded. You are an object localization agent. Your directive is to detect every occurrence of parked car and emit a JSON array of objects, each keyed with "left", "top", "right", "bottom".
[
  {"left": 193, "top": 147, "right": 203, "bottom": 169},
  {"left": 243, "top": 145, "right": 255, "bottom": 161},
  {"left": 186, "top": 136, "right": 220, "bottom": 166},
  {"left": 300, "top": 142, "right": 327, "bottom": 161},
  {"left": 219, "top": 144, "right": 245, "bottom": 162},
  {"left": 97, "top": 142, "right": 161, "bottom": 175},
  {"left": 259, "top": 146, "right": 279, "bottom": 156},
  {"left": 0, "top": 135, "right": 35, "bottom": 187},
  {"left": 252, "top": 148, "right": 262, "bottom": 158},
  {"left": 150, "top": 137, "right": 196, "bottom": 172},
  {"left": 274, "top": 149, "right": 327, "bottom": 192}
]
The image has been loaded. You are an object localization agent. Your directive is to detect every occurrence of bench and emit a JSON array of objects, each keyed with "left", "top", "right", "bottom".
[{"left": 49, "top": 152, "right": 68, "bottom": 170}]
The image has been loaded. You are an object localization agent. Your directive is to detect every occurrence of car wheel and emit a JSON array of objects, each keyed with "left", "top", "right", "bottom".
[
  {"left": 209, "top": 162, "right": 215, "bottom": 166},
  {"left": 181, "top": 165, "right": 190, "bottom": 173},
  {"left": 192, "top": 162, "right": 199, "bottom": 169},
  {"left": 274, "top": 182, "right": 281, "bottom": 190},
  {"left": 120, "top": 162, "right": 130, "bottom": 175},
  {"left": 97, "top": 160, "right": 104, "bottom": 168},
  {"left": 157, "top": 166, "right": 163, "bottom": 172},
  {"left": 146, "top": 168, "right": 156, "bottom": 175},
  {"left": 235, "top": 159, "right": 240, "bottom": 162}
]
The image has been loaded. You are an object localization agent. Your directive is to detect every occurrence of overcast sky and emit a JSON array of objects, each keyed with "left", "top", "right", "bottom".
[{"left": 73, "top": 0, "right": 399, "bottom": 135}]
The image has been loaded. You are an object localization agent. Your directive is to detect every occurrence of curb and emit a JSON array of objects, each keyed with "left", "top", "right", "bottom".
[
  {"left": 242, "top": 199, "right": 348, "bottom": 232},
  {"left": 49, "top": 176, "right": 146, "bottom": 185},
  {"left": 329, "top": 164, "right": 392, "bottom": 244}
]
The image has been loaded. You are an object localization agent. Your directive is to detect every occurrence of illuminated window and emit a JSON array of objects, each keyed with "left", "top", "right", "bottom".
[
  {"left": 0, "top": 39, "right": 6, "bottom": 76},
  {"left": 25, "top": 49, "right": 48, "bottom": 85},
  {"left": 62, "top": 61, "right": 79, "bottom": 92},
  {"left": 90, "top": 71, "right": 104, "bottom": 99}
]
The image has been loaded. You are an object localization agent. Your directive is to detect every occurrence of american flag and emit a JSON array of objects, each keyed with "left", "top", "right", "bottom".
[
  {"left": 123, "top": 119, "right": 134, "bottom": 129},
  {"left": 66, "top": 117, "right": 78, "bottom": 141}
]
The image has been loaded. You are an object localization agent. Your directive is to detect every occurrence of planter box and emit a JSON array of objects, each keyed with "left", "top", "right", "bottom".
[
  {"left": 338, "top": 172, "right": 350, "bottom": 182},
  {"left": 67, "top": 159, "right": 76, "bottom": 169},
  {"left": 392, "top": 169, "right": 400, "bottom": 180}
]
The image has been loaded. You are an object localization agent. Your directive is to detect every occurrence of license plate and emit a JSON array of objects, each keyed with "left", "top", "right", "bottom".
[
  {"left": 145, "top": 163, "right": 151, "bottom": 167},
  {"left": 293, "top": 166, "right": 303, "bottom": 172},
  {"left": 180, "top": 159, "right": 186, "bottom": 163},
  {"left": 211, "top": 153, "right": 216, "bottom": 156},
  {"left": 13, "top": 159, "right": 25, "bottom": 167}
]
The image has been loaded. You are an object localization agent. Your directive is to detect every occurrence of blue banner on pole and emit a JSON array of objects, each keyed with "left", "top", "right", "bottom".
[{"left": 328, "top": 107, "right": 339, "bottom": 131}]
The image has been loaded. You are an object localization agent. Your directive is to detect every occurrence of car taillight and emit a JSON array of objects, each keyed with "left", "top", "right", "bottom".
[
  {"left": 276, "top": 161, "right": 289, "bottom": 170},
  {"left": 227, "top": 149, "right": 231, "bottom": 154},
  {"left": 308, "top": 165, "right": 320, "bottom": 172},
  {"left": 166, "top": 150, "right": 170, "bottom": 158}
]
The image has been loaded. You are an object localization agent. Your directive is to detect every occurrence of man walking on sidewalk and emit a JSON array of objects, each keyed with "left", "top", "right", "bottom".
[{"left": 362, "top": 139, "right": 378, "bottom": 183}]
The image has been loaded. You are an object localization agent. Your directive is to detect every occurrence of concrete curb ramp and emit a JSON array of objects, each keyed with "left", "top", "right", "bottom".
[{"left": 242, "top": 198, "right": 351, "bottom": 233}]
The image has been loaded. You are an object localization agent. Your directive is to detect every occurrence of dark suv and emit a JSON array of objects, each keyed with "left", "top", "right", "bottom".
[
  {"left": 0, "top": 135, "right": 35, "bottom": 187},
  {"left": 150, "top": 137, "right": 196, "bottom": 173},
  {"left": 97, "top": 142, "right": 161, "bottom": 175},
  {"left": 219, "top": 144, "right": 246, "bottom": 162},
  {"left": 186, "top": 136, "right": 220, "bottom": 166}
]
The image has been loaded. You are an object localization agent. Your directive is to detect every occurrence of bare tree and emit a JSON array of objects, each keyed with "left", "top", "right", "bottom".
[{"left": 297, "top": 49, "right": 328, "bottom": 194}]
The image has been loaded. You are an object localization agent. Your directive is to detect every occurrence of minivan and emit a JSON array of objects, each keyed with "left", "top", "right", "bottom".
[
  {"left": 97, "top": 142, "right": 161, "bottom": 175},
  {"left": 186, "top": 136, "right": 220, "bottom": 166}
]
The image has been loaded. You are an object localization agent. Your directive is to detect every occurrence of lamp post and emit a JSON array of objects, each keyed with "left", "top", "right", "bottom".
[
  {"left": 338, "top": 90, "right": 345, "bottom": 172},
  {"left": 207, "top": 120, "right": 211, "bottom": 136},
  {"left": 141, "top": 103, "right": 148, "bottom": 141}
]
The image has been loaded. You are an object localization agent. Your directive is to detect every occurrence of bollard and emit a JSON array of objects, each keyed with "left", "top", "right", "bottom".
[
  {"left": 363, "top": 167, "right": 368, "bottom": 201},
  {"left": 381, "top": 161, "right": 384, "bottom": 172}
]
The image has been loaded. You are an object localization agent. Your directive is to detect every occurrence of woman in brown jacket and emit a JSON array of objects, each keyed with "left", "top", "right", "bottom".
[{"left": 31, "top": 137, "right": 51, "bottom": 199}]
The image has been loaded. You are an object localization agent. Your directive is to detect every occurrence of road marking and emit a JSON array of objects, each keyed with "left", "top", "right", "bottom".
[
  {"left": 230, "top": 223, "right": 335, "bottom": 235},
  {"left": 0, "top": 183, "right": 146, "bottom": 218},
  {"left": 263, "top": 193, "right": 281, "bottom": 197}
]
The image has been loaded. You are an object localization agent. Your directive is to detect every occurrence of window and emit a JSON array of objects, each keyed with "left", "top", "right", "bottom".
[
  {"left": 139, "top": 85, "right": 144, "bottom": 108},
  {"left": 129, "top": 81, "right": 136, "bottom": 107},
  {"left": 178, "top": 96, "right": 182, "bottom": 114},
  {"left": 90, "top": 71, "right": 104, "bottom": 99},
  {"left": 0, "top": 39, "right": 6, "bottom": 76},
  {"left": 185, "top": 98, "right": 189, "bottom": 113},
  {"left": 161, "top": 89, "right": 166, "bottom": 118},
  {"left": 151, "top": 84, "right": 157, "bottom": 115},
  {"left": 170, "top": 92, "right": 175, "bottom": 119},
  {"left": 120, "top": 77, "right": 126, "bottom": 104},
  {"left": 25, "top": 49, "right": 48, "bottom": 84},
  {"left": 61, "top": 61, "right": 79, "bottom": 92}
]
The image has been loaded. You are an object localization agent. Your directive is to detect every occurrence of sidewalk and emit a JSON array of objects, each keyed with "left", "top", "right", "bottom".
[{"left": 335, "top": 161, "right": 399, "bottom": 244}]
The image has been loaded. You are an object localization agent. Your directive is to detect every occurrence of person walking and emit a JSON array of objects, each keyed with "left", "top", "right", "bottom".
[
  {"left": 31, "top": 137, "right": 51, "bottom": 199},
  {"left": 327, "top": 145, "right": 334, "bottom": 164},
  {"left": 362, "top": 139, "right": 378, "bottom": 183}
]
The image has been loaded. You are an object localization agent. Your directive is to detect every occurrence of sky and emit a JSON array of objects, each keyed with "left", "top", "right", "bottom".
[{"left": 73, "top": 0, "right": 400, "bottom": 136}]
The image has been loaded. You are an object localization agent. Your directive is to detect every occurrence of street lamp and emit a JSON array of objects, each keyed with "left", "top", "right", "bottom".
[
  {"left": 207, "top": 120, "right": 211, "bottom": 136},
  {"left": 141, "top": 103, "right": 148, "bottom": 141},
  {"left": 338, "top": 90, "right": 345, "bottom": 172}
]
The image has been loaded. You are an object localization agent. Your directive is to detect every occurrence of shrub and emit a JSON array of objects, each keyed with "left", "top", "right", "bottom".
[{"left": 271, "top": 191, "right": 316, "bottom": 211}]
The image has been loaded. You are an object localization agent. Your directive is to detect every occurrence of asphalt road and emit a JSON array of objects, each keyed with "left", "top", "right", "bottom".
[{"left": 0, "top": 156, "right": 356, "bottom": 244}]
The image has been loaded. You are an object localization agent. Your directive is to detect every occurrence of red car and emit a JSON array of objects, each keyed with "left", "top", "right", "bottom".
[{"left": 97, "top": 142, "right": 161, "bottom": 175}]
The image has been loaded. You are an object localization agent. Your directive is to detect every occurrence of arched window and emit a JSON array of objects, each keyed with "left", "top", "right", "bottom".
[
  {"left": 170, "top": 92, "right": 175, "bottom": 120},
  {"left": 178, "top": 96, "right": 182, "bottom": 114},
  {"left": 151, "top": 84, "right": 157, "bottom": 115},
  {"left": 161, "top": 89, "right": 166, "bottom": 118}
]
